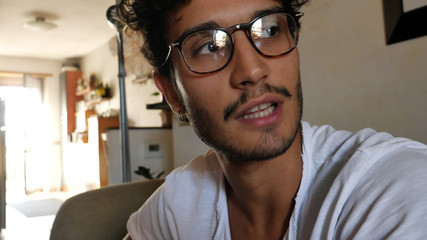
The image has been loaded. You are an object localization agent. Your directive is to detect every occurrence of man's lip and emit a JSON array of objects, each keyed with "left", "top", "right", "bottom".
[{"left": 235, "top": 95, "right": 283, "bottom": 119}]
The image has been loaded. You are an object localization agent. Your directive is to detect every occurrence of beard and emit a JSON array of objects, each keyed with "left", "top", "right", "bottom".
[{"left": 185, "top": 79, "right": 303, "bottom": 163}]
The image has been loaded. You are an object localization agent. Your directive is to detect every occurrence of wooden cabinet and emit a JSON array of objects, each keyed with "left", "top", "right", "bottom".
[{"left": 61, "top": 71, "right": 83, "bottom": 136}]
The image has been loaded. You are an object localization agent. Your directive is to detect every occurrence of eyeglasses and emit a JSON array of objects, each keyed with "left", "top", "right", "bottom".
[{"left": 163, "top": 11, "right": 301, "bottom": 74}]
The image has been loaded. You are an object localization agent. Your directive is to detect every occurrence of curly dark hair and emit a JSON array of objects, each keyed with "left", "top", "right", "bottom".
[{"left": 117, "top": 0, "right": 309, "bottom": 78}]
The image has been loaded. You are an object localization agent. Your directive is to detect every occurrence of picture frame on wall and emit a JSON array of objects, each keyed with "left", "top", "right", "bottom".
[{"left": 382, "top": 0, "right": 427, "bottom": 44}]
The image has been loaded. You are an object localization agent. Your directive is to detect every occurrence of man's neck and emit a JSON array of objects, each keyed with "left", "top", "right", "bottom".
[{"left": 218, "top": 128, "right": 303, "bottom": 239}]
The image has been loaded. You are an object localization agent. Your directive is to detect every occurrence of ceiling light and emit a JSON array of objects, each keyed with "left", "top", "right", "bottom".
[{"left": 23, "top": 17, "right": 57, "bottom": 32}]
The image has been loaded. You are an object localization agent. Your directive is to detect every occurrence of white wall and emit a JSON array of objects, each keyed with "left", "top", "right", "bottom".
[
  {"left": 299, "top": 0, "right": 427, "bottom": 144},
  {"left": 0, "top": 56, "right": 63, "bottom": 191},
  {"left": 80, "top": 37, "right": 165, "bottom": 127},
  {"left": 106, "top": 128, "right": 173, "bottom": 185}
]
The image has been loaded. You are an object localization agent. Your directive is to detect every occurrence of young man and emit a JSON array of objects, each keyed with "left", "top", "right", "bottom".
[{"left": 118, "top": 0, "right": 427, "bottom": 239}]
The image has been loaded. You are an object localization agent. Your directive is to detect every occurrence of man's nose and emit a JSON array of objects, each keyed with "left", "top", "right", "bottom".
[{"left": 228, "top": 32, "right": 270, "bottom": 90}]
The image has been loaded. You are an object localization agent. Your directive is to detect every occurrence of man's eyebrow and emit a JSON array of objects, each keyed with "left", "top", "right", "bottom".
[
  {"left": 173, "top": 21, "right": 219, "bottom": 43},
  {"left": 251, "top": 6, "right": 285, "bottom": 19}
]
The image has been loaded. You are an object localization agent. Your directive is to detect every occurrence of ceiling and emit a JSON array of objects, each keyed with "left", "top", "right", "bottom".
[{"left": 0, "top": 0, "right": 117, "bottom": 60}]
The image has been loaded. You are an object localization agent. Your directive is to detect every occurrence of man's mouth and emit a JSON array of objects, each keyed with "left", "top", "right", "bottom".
[
  {"left": 223, "top": 83, "right": 292, "bottom": 122},
  {"left": 240, "top": 102, "right": 277, "bottom": 119}
]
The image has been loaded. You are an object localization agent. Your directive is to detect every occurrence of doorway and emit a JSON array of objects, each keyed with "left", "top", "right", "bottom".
[
  {"left": 1, "top": 97, "right": 6, "bottom": 230},
  {"left": 0, "top": 73, "right": 65, "bottom": 238},
  {"left": 0, "top": 86, "right": 28, "bottom": 200},
  {"left": 0, "top": 81, "right": 49, "bottom": 199}
]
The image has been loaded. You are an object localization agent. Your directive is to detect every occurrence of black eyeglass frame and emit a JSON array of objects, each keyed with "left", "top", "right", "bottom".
[{"left": 162, "top": 11, "right": 303, "bottom": 74}]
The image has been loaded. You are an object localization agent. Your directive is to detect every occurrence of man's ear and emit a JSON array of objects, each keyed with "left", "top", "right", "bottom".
[{"left": 153, "top": 71, "right": 184, "bottom": 113}]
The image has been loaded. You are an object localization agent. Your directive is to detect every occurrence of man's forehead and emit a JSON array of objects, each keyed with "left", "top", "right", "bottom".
[
  {"left": 167, "top": 0, "right": 283, "bottom": 21},
  {"left": 165, "top": 0, "right": 283, "bottom": 41}
]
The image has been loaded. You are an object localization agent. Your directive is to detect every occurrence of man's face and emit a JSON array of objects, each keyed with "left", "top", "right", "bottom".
[{"left": 165, "top": 0, "right": 303, "bottom": 162}]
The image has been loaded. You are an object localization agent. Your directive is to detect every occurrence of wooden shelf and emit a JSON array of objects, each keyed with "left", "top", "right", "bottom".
[
  {"left": 86, "top": 97, "right": 111, "bottom": 108},
  {"left": 76, "top": 86, "right": 111, "bottom": 109},
  {"left": 76, "top": 87, "right": 93, "bottom": 96}
]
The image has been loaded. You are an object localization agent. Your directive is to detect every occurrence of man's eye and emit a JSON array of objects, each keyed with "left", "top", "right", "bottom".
[
  {"left": 191, "top": 40, "right": 224, "bottom": 57},
  {"left": 253, "top": 24, "right": 281, "bottom": 39},
  {"left": 265, "top": 25, "right": 280, "bottom": 37},
  {"left": 199, "top": 41, "right": 220, "bottom": 54}
]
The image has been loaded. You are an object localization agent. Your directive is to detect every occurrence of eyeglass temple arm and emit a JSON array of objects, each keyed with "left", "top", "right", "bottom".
[
  {"left": 295, "top": 12, "right": 304, "bottom": 18},
  {"left": 161, "top": 45, "right": 172, "bottom": 67},
  {"left": 161, "top": 43, "right": 180, "bottom": 67}
]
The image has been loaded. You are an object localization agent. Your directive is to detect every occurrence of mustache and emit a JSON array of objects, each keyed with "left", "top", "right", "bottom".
[{"left": 223, "top": 83, "right": 292, "bottom": 121}]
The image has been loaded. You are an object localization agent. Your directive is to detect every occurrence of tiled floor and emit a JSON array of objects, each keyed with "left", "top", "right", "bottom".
[
  {"left": 1, "top": 190, "right": 74, "bottom": 240},
  {"left": 1, "top": 205, "right": 55, "bottom": 240}
]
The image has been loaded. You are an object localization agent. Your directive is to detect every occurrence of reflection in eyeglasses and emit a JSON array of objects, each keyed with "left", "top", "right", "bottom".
[{"left": 214, "top": 31, "right": 228, "bottom": 48}]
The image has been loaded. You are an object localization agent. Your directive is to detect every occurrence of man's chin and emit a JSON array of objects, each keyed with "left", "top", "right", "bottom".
[
  {"left": 211, "top": 137, "right": 293, "bottom": 163},
  {"left": 211, "top": 122, "right": 302, "bottom": 164},
  {"left": 217, "top": 148, "right": 287, "bottom": 163}
]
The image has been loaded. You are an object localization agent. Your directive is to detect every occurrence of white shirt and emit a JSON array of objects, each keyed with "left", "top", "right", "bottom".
[{"left": 127, "top": 121, "right": 427, "bottom": 239}]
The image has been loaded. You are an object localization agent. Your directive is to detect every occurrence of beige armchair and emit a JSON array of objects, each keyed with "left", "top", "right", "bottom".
[{"left": 50, "top": 178, "right": 164, "bottom": 240}]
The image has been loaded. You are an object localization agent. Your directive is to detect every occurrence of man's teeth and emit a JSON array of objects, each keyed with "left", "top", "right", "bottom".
[
  {"left": 247, "top": 103, "right": 271, "bottom": 113},
  {"left": 242, "top": 103, "right": 276, "bottom": 119}
]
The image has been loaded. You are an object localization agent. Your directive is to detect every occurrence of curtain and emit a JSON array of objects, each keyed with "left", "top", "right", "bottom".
[
  {"left": 23, "top": 74, "right": 51, "bottom": 193},
  {"left": 0, "top": 98, "right": 6, "bottom": 228}
]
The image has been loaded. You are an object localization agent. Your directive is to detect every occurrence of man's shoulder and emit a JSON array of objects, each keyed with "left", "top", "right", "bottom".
[
  {"left": 155, "top": 150, "right": 226, "bottom": 235},
  {"left": 302, "top": 121, "right": 427, "bottom": 164},
  {"left": 304, "top": 121, "right": 427, "bottom": 189},
  {"left": 298, "top": 122, "right": 427, "bottom": 239},
  {"left": 334, "top": 140, "right": 427, "bottom": 239},
  {"left": 126, "top": 150, "right": 226, "bottom": 239}
]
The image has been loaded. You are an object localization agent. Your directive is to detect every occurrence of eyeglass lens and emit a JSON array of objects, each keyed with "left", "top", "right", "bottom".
[{"left": 179, "top": 12, "right": 298, "bottom": 74}]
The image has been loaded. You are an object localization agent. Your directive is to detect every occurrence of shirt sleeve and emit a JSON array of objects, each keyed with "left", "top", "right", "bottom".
[
  {"left": 335, "top": 147, "right": 427, "bottom": 239},
  {"left": 126, "top": 184, "right": 173, "bottom": 240}
]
